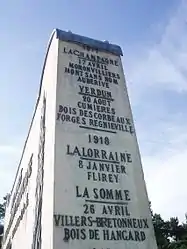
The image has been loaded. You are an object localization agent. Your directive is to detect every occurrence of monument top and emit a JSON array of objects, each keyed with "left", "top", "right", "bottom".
[{"left": 55, "top": 28, "right": 123, "bottom": 56}]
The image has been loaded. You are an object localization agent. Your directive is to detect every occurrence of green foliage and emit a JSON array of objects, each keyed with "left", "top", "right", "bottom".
[
  {"left": 0, "top": 197, "right": 6, "bottom": 249},
  {"left": 151, "top": 205, "right": 187, "bottom": 249},
  {"left": 0, "top": 203, "right": 5, "bottom": 222},
  {"left": 0, "top": 196, "right": 8, "bottom": 222}
]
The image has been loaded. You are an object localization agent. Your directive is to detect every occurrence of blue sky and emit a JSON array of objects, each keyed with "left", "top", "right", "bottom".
[{"left": 0, "top": 0, "right": 186, "bottom": 221}]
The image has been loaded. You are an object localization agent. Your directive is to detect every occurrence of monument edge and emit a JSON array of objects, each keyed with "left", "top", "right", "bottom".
[{"left": 7, "top": 29, "right": 57, "bottom": 199}]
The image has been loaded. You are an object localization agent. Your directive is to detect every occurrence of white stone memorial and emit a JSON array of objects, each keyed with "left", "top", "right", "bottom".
[{"left": 3, "top": 29, "right": 157, "bottom": 249}]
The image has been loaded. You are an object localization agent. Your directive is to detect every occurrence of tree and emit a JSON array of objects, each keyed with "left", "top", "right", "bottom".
[
  {"left": 0, "top": 203, "right": 5, "bottom": 222},
  {"left": 0, "top": 196, "right": 7, "bottom": 223},
  {"left": 0, "top": 197, "right": 6, "bottom": 249},
  {"left": 0, "top": 224, "right": 4, "bottom": 249},
  {"left": 151, "top": 210, "right": 187, "bottom": 248},
  {"left": 152, "top": 213, "right": 170, "bottom": 248},
  {"left": 149, "top": 201, "right": 187, "bottom": 249}
]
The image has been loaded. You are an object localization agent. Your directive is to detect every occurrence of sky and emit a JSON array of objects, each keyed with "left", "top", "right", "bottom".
[{"left": 0, "top": 0, "right": 187, "bottom": 222}]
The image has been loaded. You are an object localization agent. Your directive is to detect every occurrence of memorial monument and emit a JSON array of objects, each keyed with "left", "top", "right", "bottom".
[{"left": 3, "top": 29, "right": 157, "bottom": 249}]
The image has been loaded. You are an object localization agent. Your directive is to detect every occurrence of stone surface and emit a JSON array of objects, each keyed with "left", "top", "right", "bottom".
[{"left": 3, "top": 30, "right": 157, "bottom": 249}]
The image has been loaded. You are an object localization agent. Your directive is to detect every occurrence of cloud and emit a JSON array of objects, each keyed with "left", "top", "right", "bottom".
[
  {"left": 125, "top": 1, "right": 187, "bottom": 102},
  {"left": 0, "top": 145, "right": 21, "bottom": 155},
  {"left": 142, "top": 128, "right": 187, "bottom": 222},
  {"left": 125, "top": 0, "right": 187, "bottom": 222}
]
